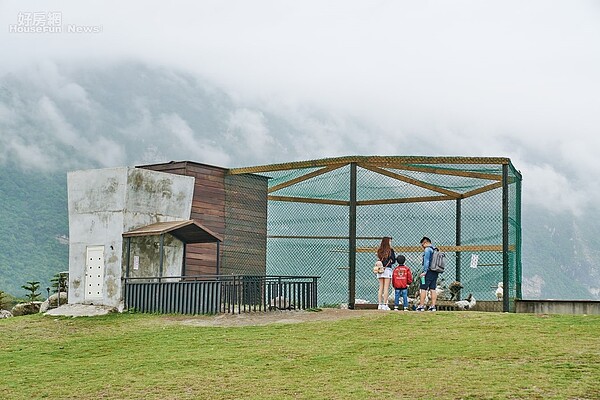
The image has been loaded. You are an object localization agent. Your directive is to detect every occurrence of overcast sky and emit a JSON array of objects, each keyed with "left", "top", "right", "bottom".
[{"left": 1, "top": 0, "right": 600, "bottom": 215}]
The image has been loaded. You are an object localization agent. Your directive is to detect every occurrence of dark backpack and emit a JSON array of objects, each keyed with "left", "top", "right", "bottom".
[{"left": 429, "top": 247, "right": 446, "bottom": 273}]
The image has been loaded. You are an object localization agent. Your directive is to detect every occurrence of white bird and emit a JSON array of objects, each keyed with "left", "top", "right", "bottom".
[
  {"left": 455, "top": 293, "right": 476, "bottom": 310},
  {"left": 495, "top": 282, "right": 503, "bottom": 301}
]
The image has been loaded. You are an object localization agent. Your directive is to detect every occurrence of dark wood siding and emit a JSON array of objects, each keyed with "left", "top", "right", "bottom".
[
  {"left": 138, "top": 161, "right": 267, "bottom": 276},
  {"left": 223, "top": 173, "right": 268, "bottom": 275}
]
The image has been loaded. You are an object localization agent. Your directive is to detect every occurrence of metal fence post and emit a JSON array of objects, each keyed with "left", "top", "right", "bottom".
[
  {"left": 502, "top": 163, "right": 509, "bottom": 312},
  {"left": 455, "top": 198, "right": 462, "bottom": 300},
  {"left": 348, "top": 162, "right": 357, "bottom": 309}
]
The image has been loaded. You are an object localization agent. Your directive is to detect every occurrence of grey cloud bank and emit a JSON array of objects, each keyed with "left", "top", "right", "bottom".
[{"left": 1, "top": 0, "right": 599, "bottom": 215}]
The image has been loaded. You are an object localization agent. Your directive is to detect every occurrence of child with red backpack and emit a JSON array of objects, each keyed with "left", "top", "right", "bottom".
[{"left": 392, "top": 255, "right": 413, "bottom": 311}]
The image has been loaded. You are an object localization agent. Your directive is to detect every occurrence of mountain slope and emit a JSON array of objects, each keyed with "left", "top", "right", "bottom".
[
  {"left": 0, "top": 165, "right": 68, "bottom": 296},
  {"left": 521, "top": 208, "right": 600, "bottom": 299},
  {"left": 0, "top": 62, "right": 598, "bottom": 300}
]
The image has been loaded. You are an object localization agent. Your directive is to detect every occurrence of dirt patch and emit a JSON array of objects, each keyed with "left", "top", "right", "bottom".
[
  {"left": 43, "top": 305, "right": 386, "bottom": 326},
  {"left": 171, "top": 308, "right": 379, "bottom": 327}
]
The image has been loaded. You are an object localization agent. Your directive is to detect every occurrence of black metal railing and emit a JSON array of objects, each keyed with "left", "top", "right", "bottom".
[{"left": 123, "top": 275, "right": 319, "bottom": 315}]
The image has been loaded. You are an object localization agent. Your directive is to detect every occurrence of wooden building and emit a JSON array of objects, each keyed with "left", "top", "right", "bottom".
[{"left": 138, "top": 161, "right": 268, "bottom": 276}]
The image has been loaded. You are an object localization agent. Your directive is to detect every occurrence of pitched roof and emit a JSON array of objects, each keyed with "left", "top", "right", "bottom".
[{"left": 122, "top": 220, "right": 222, "bottom": 243}]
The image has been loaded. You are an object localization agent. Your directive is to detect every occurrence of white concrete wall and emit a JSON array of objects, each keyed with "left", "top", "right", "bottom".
[{"left": 67, "top": 167, "right": 195, "bottom": 308}]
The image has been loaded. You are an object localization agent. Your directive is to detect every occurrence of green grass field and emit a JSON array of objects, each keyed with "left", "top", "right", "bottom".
[{"left": 1, "top": 310, "right": 599, "bottom": 400}]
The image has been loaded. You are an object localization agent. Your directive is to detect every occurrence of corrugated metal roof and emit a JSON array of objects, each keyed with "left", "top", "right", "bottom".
[{"left": 122, "top": 220, "right": 222, "bottom": 243}]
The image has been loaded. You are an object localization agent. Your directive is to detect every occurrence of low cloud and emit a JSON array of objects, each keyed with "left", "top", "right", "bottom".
[
  {"left": 158, "top": 113, "right": 232, "bottom": 166},
  {"left": 6, "top": 138, "right": 54, "bottom": 171},
  {"left": 520, "top": 163, "right": 589, "bottom": 216},
  {"left": 226, "top": 109, "right": 276, "bottom": 161},
  {"left": 1, "top": 60, "right": 598, "bottom": 216}
]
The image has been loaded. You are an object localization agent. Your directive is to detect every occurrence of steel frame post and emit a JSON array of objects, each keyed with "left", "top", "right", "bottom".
[
  {"left": 502, "top": 164, "right": 510, "bottom": 312},
  {"left": 455, "top": 198, "right": 462, "bottom": 300},
  {"left": 348, "top": 162, "right": 357, "bottom": 309}
]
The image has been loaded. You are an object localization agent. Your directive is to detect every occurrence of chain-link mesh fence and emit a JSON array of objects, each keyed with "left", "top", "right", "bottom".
[{"left": 229, "top": 156, "right": 522, "bottom": 311}]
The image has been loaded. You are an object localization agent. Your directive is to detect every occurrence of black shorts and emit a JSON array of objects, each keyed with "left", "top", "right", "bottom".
[{"left": 420, "top": 270, "right": 439, "bottom": 290}]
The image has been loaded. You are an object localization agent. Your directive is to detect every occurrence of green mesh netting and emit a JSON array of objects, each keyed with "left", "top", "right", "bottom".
[{"left": 229, "top": 156, "right": 522, "bottom": 311}]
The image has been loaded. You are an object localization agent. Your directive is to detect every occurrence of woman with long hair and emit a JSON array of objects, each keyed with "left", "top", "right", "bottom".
[{"left": 376, "top": 236, "right": 396, "bottom": 310}]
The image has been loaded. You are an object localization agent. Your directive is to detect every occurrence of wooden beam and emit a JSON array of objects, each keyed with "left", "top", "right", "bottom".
[
  {"left": 335, "top": 244, "right": 515, "bottom": 253},
  {"left": 228, "top": 155, "right": 512, "bottom": 175},
  {"left": 229, "top": 159, "right": 350, "bottom": 174},
  {"left": 357, "top": 195, "right": 454, "bottom": 205},
  {"left": 267, "top": 195, "right": 349, "bottom": 206},
  {"left": 461, "top": 181, "right": 503, "bottom": 199},
  {"left": 268, "top": 236, "right": 386, "bottom": 240},
  {"left": 269, "top": 194, "right": 455, "bottom": 206},
  {"left": 360, "top": 164, "right": 461, "bottom": 198},
  {"left": 363, "top": 163, "right": 503, "bottom": 181},
  {"left": 268, "top": 165, "right": 343, "bottom": 193}
]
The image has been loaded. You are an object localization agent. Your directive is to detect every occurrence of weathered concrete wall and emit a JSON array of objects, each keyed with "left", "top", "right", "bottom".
[
  {"left": 516, "top": 300, "right": 600, "bottom": 315},
  {"left": 67, "top": 167, "right": 194, "bottom": 308},
  {"left": 123, "top": 168, "right": 196, "bottom": 233},
  {"left": 121, "top": 168, "right": 192, "bottom": 283}
]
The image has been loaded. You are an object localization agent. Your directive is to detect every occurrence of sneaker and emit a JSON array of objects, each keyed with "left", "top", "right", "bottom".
[
  {"left": 393, "top": 306, "right": 399, "bottom": 311},
  {"left": 377, "top": 304, "right": 382, "bottom": 310},
  {"left": 428, "top": 306, "right": 437, "bottom": 312},
  {"left": 403, "top": 307, "right": 409, "bottom": 311},
  {"left": 382, "top": 305, "right": 391, "bottom": 311},
  {"left": 416, "top": 306, "right": 425, "bottom": 312}
]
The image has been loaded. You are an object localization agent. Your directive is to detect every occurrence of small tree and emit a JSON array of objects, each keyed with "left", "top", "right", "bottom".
[
  {"left": 21, "top": 281, "right": 41, "bottom": 303},
  {"left": 0, "top": 290, "right": 7, "bottom": 310},
  {"left": 50, "top": 273, "right": 68, "bottom": 293}
]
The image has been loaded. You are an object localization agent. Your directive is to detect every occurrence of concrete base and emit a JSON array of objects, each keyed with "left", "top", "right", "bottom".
[
  {"left": 353, "top": 300, "right": 504, "bottom": 312},
  {"left": 515, "top": 300, "right": 600, "bottom": 315},
  {"left": 352, "top": 299, "right": 600, "bottom": 315}
]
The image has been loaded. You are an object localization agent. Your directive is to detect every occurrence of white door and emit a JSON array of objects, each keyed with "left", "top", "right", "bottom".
[{"left": 85, "top": 246, "right": 105, "bottom": 301}]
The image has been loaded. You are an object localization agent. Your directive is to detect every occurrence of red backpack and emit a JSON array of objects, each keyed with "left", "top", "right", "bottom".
[{"left": 392, "top": 265, "right": 413, "bottom": 289}]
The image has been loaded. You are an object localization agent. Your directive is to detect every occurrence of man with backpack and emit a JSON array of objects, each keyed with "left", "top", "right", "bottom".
[
  {"left": 392, "top": 254, "right": 413, "bottom": 311},
  {"left": 417, "top": 236, "right": 439, "bottom": 312}
]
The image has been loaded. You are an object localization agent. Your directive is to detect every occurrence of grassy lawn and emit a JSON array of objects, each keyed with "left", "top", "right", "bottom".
[{"left": 1, "top": 311, "right": 599, "bottom": 399}]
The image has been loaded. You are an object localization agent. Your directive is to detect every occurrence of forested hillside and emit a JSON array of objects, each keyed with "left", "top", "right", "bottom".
[
  {"left": 0, "top": 164, "right": 68, "bottom": 297},
  {"left": 521, "top": 207, "right": 600, "bottom": 300}
]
